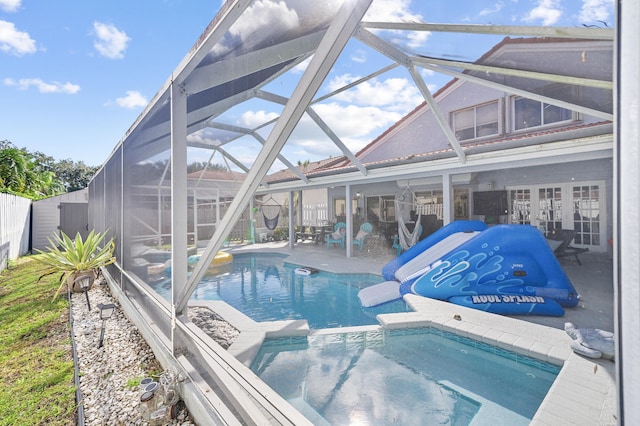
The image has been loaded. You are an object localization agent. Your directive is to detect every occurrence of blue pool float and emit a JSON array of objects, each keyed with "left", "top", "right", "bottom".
[{"left": 365, "top": 222, "right": 580, "bottom": 316}]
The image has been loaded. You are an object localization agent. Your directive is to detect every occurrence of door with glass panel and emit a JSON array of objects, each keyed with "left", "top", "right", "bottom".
[
  {"left": 572, "top": 184, "right": 601, "bottom": 246},
  {"left": 509, "top": 182, "right": 605, "bottom": 251},
  {"left": 510, "top": 188, "right": 531, "bottom": 225},
  {"left": 538, "top": 187, "right": 563, "bottom": 235}
]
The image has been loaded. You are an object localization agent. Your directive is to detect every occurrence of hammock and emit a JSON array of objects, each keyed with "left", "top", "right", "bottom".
[
  {"left": 396, "top": 200, "right": 421, "bottom": 250},
  {"left": 260, "top": 197, "right": 281, "bottom": 231}
]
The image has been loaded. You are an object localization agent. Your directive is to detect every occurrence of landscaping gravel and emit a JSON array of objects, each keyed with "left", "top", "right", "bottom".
[{"left": 70, "top": 275, "right": 239, "bottom": 425}]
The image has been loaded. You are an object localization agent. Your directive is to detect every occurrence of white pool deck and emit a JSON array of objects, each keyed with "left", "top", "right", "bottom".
[{"left": 191, "top": 240, "right": 616, "bottom": 425}]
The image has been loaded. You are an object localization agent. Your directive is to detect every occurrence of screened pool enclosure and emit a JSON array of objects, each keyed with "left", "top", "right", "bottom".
[{"left": 87, "top": 0, "right": 639, "bottom": 424}]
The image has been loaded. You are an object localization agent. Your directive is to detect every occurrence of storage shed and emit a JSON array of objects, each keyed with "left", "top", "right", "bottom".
[{"left": 32, "top": 189, "right": 88, "bottom": 251}]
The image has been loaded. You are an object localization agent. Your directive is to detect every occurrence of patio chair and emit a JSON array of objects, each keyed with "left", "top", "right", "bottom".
[
  {"left": 353, "top": 222, "right": 373, "bottom": 252},
  {"left": 392, "top": 235, "right": 402, "bottom": 256},
  {"left": 326, "top": 222, "right": 346, "bottom": 249},
  {"left": 548, "top": 229, "right": 589, "bottom": 265},
  {"left": 392, "top": 224, "right": 422, "bottom": 256}
]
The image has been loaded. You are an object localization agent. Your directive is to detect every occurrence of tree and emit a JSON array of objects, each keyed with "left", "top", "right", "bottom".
[
  {"left": 0, "top": 140, "right": 66, "bottom": 199},
  {"left": 0, "top": 146, "right": 30, "bottom": 191},
  {"left": 297, "top": 159, "right": 310, "bottom": 170},
  {"left": 187, "top": 161, "right": 228, "bottom": 174},
  {"left": 51, "top": 159, "right": 99, "bottom": 192}
]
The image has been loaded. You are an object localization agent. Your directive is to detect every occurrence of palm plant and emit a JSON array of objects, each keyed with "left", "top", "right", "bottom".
[{"left": 36, "top": 230, "right": 116, "bottom": 300}]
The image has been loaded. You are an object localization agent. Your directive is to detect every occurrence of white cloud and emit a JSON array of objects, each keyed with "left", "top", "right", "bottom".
[
  {"left": 273, "top": 103, "right": 404, "bottom": 158},
  {"left": 187, "top": 130, "right": 224, "bottom": 148},
  {"left": 366, "top": 0, "right": 422, "bottom": 22},
  {"left": 93, "top": 21, "right": 130, "bottom": 59},
  {"left": 114, "top": 90, "right": 147, "bottom": 108},
  {"left": 239, "top": 110, "right": 279, "bottom": 128},
  {"left": 579, "top": 0, "right": 613, "bottom": 24},
  {"left": 327, "top": 74, "right": 422, "bottom": 112},
  {"left": 365, "top": 0, "right": 429, "bottom": 48},
  {"left": 0, "top": 0, "right": 20, "bottom": 12},
  {"left": 315, "top": 103, "right": 402, "bottom": 140},
  {"left": 0, "top": 20, "right": 36, "bottom": 56},
  {"left": 210, "top": 0, "right": 300, "bottom": 57},
  {"left": 523, "top": 0, "right": 562, "bottom": 26},
  {"left": 351, "top": 49, "right": 367, "bottom": 64},
  {"left": 292, "top": 57, "right": 311, "bottom": 74},
  {"left": 3, "top": 77, "right": 80, "bottom": 94},
  {"left": 480, "top": 2, "right": 505, "bottom": 17}
]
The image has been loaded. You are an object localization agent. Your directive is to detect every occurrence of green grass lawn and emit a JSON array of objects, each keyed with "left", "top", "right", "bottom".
[{"left": 0, "top": 255, "right": 76, "bottom": 425}]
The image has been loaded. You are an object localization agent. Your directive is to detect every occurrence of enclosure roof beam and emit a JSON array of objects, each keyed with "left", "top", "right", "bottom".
[
  {"left": 184, "top": 31, "right": 324, "bottom": 94},
  {"left": 256, "top": 90, "right": 368, "bottom": 175},
  {"left": 177, "top": 0, "right": 374, "bottom": 313},
  {"left": 210, "top": 146, "right": 250, "bottom": 173},
  {"left": 207, "top": 121, "right": 253, "bottom": 135},
  {"left": 251, "top": 131, "right": 309, "bottom": 183},
  {"left": 201, "top": 120, "right": 308, "bottom": 182},
  {"left": 171, "top": 0, "right": 254, "bottom": 85},
  {"left": 412, "top": 55, "right": 612, "bottom": 90},
  {"left": 305, "top": 107, "right": 368, "bottom": 175},
  {"left": 312, "top": 62, "right": 400, "bottom": 104},
  {"left": 129, "top": 41, "right": 316, "bottom": 157},
  {"left": 359, "top": 22, "right": 615, "bottom": 40},
  {"left": 416, "top": 61, "right": 613, "bottom": 121},
  {"left": 355, "top": 27, "right": 466, "bottom": 162},
  {"left": 117, "top": 0, "right": 253, "bottom": 148}
]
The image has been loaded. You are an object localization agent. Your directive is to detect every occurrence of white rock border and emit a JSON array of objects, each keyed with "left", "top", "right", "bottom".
[{"left": 70, "top": 277, "right": 194, "bottom": 425}]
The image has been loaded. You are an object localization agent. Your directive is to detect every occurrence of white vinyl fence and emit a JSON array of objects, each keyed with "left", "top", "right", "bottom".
[
  {"left": 0, "top": 193, "right": 31, "bottom": 272},
  {"left": 302, "top": 202, "right": 328, "bottom": 226}
]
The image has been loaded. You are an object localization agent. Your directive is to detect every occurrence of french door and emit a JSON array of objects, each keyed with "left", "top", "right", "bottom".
[{"left": 508, "top": 181, "right": 606, "bottom": 251}]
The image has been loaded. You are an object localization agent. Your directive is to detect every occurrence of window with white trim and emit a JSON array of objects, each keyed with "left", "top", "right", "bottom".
[
  {"left": 512, "top": 97, "right": 574, "bottom": 131},
  {"left": 452, "top": 100, "right": 500, "bottom": 141}
]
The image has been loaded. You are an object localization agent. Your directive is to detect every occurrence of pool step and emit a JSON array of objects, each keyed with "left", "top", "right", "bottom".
[{"left": 438, "top": 380, "right": 530, "bottom": 426}]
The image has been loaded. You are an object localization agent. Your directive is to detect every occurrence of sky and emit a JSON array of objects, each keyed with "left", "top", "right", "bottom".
[{"left": 1, "top": 0, "right": 614, "bottom": 168}]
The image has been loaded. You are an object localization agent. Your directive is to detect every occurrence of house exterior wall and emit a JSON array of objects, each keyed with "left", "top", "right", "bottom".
[
  {"left": 359, "top": 39, "right": 611, "bottom": 165},
  {"left": 32, "top": 189, "right": 88, "bottom": 251},
  {"left": 360, "top": 79, "right": 606, "bottom": 164},
  {"left": 338, "top": 40, "right": 613, "bottom": 252}
]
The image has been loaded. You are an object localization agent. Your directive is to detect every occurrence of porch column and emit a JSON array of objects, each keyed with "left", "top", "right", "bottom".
[
  {"left": 442, "top": 173, "right": 453, "bottom": 225},
  {"left": 345, "top": 185, "right": 353, "bottom": 257},
  {"left": 288, "top": 191, "right": 295, "bottom": 248},
  {"left": 297, "top": 190, "right": 304, "bottom": 228},
  {"left": 249, "top": 197, "right": 255, "bottom": 244}
]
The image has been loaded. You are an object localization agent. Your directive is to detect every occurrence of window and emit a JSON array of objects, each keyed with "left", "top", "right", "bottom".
[
  {"left": 512, "top": 97, "right": 573, "bottom": 131},
  {"left": 452, "top": 101, "right": 500, "bottom": 141},
  {"left": 333, "top": 197, "right": 357, "bottom": 220},
  {"left": 365, "top": 195, "right": 395, "bottom": 222}
]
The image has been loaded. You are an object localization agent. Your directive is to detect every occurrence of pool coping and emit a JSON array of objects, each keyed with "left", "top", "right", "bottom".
[{"left": 190, "top": 293, "right": 616, "bottom": 425}]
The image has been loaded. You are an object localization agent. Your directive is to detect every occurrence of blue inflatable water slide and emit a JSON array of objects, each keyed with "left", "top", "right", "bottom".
[{"left": 358, "top": 220, "right": 579, "bottom": 316}]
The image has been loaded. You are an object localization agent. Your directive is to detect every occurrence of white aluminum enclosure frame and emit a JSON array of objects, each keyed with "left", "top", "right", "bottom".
[
  {"left": 85, "top": 0, "right": 639, "bottom": 424},
  {"left": 617, "top": 1, "right": 639, "bottom": 423}
]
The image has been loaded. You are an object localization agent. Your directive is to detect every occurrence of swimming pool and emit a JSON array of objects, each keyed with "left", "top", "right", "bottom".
[
  {"left": 251, "top": 328, "right": 559, "bottom": 425},
  {"left": 162, "top": 253, "right": 409, "bottom": 328}
]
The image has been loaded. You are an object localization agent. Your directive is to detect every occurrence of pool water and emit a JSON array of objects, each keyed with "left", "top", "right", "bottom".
[
  {"left": 251, "top": 328, "right": 559, "bottom": 425},
  {"left": 174, "top": 253, "right": 409, "bottom": 328}
]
